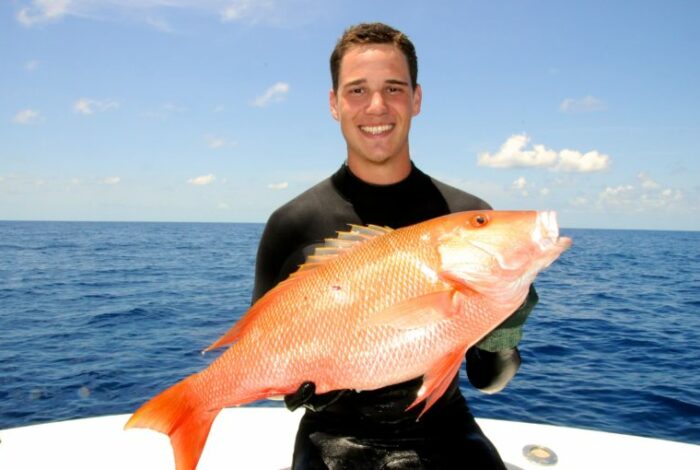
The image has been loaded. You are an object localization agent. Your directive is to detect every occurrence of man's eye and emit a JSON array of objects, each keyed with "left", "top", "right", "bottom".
[{"left": 350, "top": 87, "right": 364, "bottom": 95}]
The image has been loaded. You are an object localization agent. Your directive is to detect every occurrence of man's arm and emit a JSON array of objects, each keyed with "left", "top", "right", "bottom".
[
  {"left": 251, "top": 209, "right": 309, "bottom": 303},
  {"left": 466, "top": 284, "right": 539, "bottom": 393}
]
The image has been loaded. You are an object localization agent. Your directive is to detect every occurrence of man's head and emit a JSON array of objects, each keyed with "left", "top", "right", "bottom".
[
  {"left": 330, "top": 23, "right": 418, "bottom": 94},
  {"left": 329, "top": 23, "right": 422, "bottom": 184}
]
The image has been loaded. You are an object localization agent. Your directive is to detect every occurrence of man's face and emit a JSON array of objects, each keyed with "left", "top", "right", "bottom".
[{"left": 330, "top": 43, "right": 422, "bottom": 171}]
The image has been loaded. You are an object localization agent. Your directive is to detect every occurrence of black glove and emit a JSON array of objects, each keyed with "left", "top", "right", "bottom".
[
  {"left": 284, "top": 381, "right": 349, "bottom": 412},
  {"left": 466, "top": 346, "right": 521, "bottom": 394}
]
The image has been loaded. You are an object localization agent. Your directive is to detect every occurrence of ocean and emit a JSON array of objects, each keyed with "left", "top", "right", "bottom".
[{"left": 0, "top": 221, "right": 698, "bottom": 445}]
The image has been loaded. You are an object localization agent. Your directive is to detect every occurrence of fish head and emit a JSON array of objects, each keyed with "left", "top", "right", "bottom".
[{"left": 434, "top": 210, "right": 572, "bottom": 310}]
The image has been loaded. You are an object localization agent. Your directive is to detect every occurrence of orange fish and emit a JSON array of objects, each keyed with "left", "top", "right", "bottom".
[{"left": 125, "top": 210, "right": 572, "bottom": 470}]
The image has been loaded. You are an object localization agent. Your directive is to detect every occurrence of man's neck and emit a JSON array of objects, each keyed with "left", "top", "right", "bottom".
[{"left": 346, "top": 155, "right": 412, "bottom": 185}]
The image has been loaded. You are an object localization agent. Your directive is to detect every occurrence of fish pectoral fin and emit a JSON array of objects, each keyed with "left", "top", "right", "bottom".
[
  {"left": 365, "top": 290, "right": 460, "bottom": 330},
  {"left": 438, "top": 271, "right": 480, "bottom": 297},
  {"left": 407, "top": 348, "right": 466, "bottom": 418}
]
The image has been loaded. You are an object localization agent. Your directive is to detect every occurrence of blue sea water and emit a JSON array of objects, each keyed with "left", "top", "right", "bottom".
[{"left": 0, "top": 221, "right": 698, "bottom": 445}]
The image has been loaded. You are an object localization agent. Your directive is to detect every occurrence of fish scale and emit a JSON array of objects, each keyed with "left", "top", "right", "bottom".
[{"left": 125, "top": 210, "right": 571, "bottom": 470}]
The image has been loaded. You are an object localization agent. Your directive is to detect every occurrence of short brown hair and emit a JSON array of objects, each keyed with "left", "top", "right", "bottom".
[{"left": 330, "top": 23, "right": 418, "bottom": 93}]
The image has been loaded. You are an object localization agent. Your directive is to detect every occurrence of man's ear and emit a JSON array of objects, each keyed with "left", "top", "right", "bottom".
[
  {"left": 412, "top": 84, "right": 422, "bottom": 117},
  {"left": 329, "top": 89, "right": 339, "bottom": 121}
]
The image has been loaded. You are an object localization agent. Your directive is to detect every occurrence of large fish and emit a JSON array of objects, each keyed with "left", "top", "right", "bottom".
[{"left": 125, "top": 210, "right": 571, "bottom": 470}]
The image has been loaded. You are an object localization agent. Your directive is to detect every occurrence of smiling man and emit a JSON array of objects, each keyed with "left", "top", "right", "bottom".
[
  {"left": 330, "top": 41, "right": 421, "bottom": 184},
  {"left": 251, "top": 23, "right": 536, "bottom": 469}
]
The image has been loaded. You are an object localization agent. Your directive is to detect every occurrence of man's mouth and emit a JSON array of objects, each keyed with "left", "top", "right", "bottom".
[{"left": 359, "top": 124, "right": 394, "bottom": 135}]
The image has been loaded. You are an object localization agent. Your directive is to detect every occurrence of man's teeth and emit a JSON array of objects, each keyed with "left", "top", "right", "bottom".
[{"left": 360, "top": 124, "right": 393, "bottom": 135}]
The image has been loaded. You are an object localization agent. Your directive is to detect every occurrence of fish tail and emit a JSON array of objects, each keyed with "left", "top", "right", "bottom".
[{"left": 124, "top": 377, "right": 220, "bottom": 470}]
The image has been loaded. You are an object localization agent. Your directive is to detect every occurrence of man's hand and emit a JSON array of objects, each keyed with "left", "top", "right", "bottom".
[
  {"left": 284, "top": 382, "right": 349, "bottom": 412},
  {"left": 466, "top": 284, "right": 536, "bottom": 393},
  {"left": 466, "top": 347, "right": 521, "bottom": 394}
]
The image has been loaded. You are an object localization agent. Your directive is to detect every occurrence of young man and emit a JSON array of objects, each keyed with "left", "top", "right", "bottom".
[{"left": 252, "top": 23, "right": 537, "bottom": 469}]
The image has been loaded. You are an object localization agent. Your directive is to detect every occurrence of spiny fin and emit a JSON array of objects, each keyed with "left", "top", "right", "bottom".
[
  {"left": 291, "top": 224, "right": 393, "bottom": 275},
  {"left": 365, "top": 290, "right": 461, "bottom": 330},
  {"left": 408, "top": 348, "right": 466, "bottom": 418}
]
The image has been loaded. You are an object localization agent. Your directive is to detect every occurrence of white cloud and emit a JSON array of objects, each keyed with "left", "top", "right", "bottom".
[
  {"left": 478, "top": 134, "right": 611, "bottom": 173},
  {"left": 512, "top": 176, "right": 527, "bottom": 190},
  {"left": 220, "top": 0, "right": 317, "bottom": 25},
  {"left": 12, "top": 109, "right": 41, "bottom": 124},
  {"left": 101, "top": 176, "right": 121, "bottom": 185},
  {"left": 510, "top": 176, "right": 530, "bottom": 197},
  {"left": 205, "top": 134, "right": 237, "bottom": 149},
  {"left": 141, "top": 102, "right": 187, "bottom": 119},
  {"left": 74, "top": 99, "right": 92, "bottom": 115},
  {"left": 161, "top": 102, "right": 185, "bottom": 113},
  {"left": 598, "top": 177, "right": 683, "bottom": 211},
  {"left": 206, "top": 135, "right": 226, "bottom": 149},
  {"left": 252, "top": 82, "right": 290, "bottom": 107},
  {"left": 145, "top": 17, "right": 175, "bottom": 33},
  {"left": 17, "top": 0, "right": 71, "bottom": 26},
  {"left": 600, "top": 184, "right": 635, "bottom": 203},
  {"left": 478, "top": 134, "right": 557, "bottom": 169},
  {"left": 647, "top": 188, "right": 683, "bottom": 207},
  {"left": 570, "top": 196, "right": 588, "bottom": 207},
  {"left": 560, "top": 95, "right": 607, "bottom": 113},
  {"left": 511, "top": 176, "right": 529, "bottom": 196},
  {"left": 637, "top": 172, "right": 660, "bottom": 190},
  {"left": 74, "top": 98, "right": 120, "bottom": 115},
  {"left": 555, "top": 149, "right": 610, "bottom": 173},
  {"left": 188, "top": 174, "right": 216, "bottom": 186},
  {"left": 509, "top": 176, "right": 551, "bottom": 198},
  {"left": 221, "top": 0, "right": 257, "bottom": 22},
  {"left": 267, "top": 182, "right": 288, "bottom": 190},
  {"left": 25, "top": 60, "right": 40, "bottom": 71},
  {"left": 15, "top": 1, "right": 319, "bottom": 30}
]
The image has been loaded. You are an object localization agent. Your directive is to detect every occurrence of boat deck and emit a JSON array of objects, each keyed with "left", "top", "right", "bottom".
[{"left": 1, "top": 407, "right": 698, "bottom": 469}]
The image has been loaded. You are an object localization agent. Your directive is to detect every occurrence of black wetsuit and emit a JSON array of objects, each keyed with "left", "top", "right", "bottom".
[{"left": 253, "top": 164, "right": 513, "bottom": 469}]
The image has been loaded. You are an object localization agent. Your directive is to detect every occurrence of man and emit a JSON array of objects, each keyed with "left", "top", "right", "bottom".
[{"left": 252, "top": 23, "right": 537, "bottom": 469}]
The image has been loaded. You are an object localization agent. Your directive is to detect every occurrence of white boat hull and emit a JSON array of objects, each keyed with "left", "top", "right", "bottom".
[{"left": 1, "top": 407, "right": 698, "bottom": 469}]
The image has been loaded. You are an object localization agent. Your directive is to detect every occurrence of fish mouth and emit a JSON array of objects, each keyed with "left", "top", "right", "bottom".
[{"left": 533, "top": 211, "right": 572, "bottom": 254}]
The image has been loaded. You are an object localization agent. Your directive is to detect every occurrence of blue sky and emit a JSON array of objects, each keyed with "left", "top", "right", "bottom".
[{"left": 2, "top": 1, "right": 699, "bottom": 230}]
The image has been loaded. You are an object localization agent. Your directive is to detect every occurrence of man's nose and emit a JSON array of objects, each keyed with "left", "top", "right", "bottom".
[{"left": 366, "top": 91, "right": 388, "bottom": 115}]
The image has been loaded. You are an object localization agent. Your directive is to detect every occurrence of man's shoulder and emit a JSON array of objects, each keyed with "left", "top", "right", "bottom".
[
  {"left": 267, "top": 177, "right": 335, "bottom": 226},
  {"left": 429, "top": 177, "right": 493, "bottom": 211},
  {"left": 265, "top": 176, "right": 354, "bottom": 236}
]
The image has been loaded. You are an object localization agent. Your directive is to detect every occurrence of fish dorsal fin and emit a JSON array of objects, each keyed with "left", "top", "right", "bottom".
[{"left": 292, "top": 224, "right": 393, "bottom": 275}]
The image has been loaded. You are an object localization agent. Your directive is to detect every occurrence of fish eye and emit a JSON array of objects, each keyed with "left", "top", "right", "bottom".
[{"left": 470, "top": 214, "right": 489, "bottom": 228}]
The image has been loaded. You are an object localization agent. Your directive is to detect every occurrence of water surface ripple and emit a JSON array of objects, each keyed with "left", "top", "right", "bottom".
[{"left": 1, "top": 222, "right": 698, "bottom": 445}]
